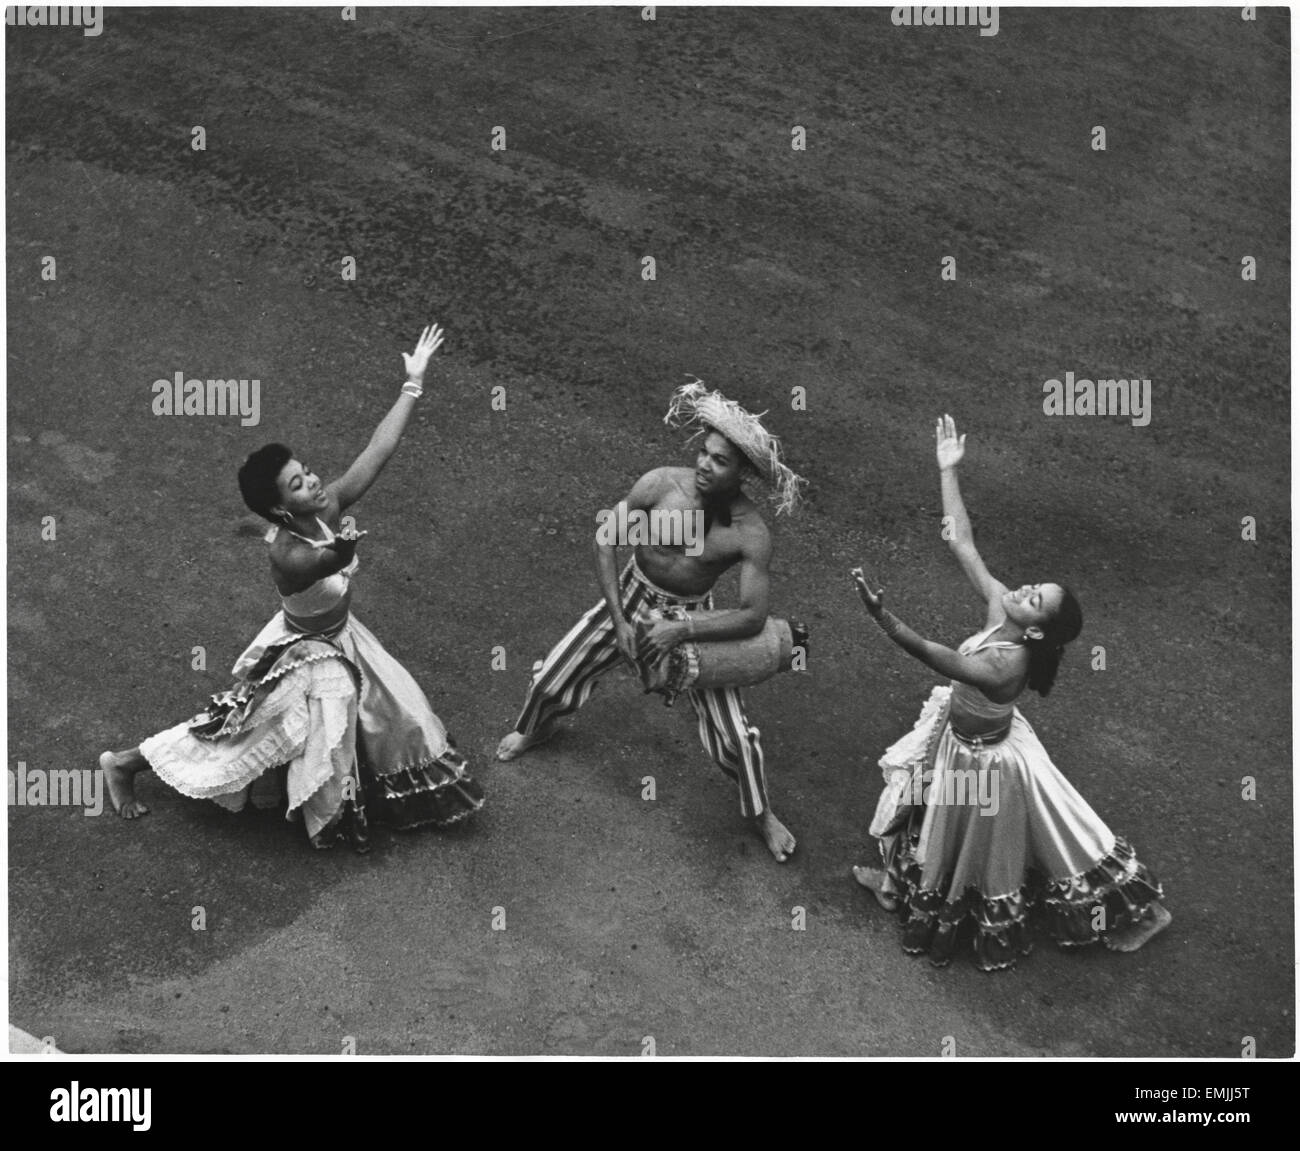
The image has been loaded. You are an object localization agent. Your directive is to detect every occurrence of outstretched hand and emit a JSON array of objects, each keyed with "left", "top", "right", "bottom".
[
  {"left": 851, "top": 567, "right": 884, "bottom": 617},
  {"left": 402, "top": 323, "right": 445, "bottom": 384},
  {"left": 332, "top": 524, "right": 368, "bottom": 556},
  {"left": 935, "top": 412, "right": 966, "bottom": 470}
]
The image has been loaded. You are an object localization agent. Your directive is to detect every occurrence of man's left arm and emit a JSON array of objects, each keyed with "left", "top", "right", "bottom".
[{"left": 641, "top": 525, "right": 771, "bottom": 656}]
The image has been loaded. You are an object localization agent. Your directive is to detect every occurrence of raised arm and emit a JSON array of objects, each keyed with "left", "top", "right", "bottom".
[
  {"left": 327, "top": 323, "right": 444, "bottom": 511},
  {"left": 936, "top": 414, "right": 1007, "bottom": 624}
]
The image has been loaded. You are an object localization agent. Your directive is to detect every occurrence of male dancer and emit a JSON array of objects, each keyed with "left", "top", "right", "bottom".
[{"left": 496, "top": 381, "right": 805, "bottom": 862}]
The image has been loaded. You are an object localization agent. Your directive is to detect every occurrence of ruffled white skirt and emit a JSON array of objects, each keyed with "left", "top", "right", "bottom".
[{"left": 140, "top": 611, "right": 482, "bottom": 848}]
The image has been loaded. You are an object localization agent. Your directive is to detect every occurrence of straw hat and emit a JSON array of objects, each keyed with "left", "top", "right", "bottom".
[{"left": 664, "top": 377, "right": 806, "bottom": 515}]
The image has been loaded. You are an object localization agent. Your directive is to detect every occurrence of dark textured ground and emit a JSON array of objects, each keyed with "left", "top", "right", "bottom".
[{"left": 6, "top": 7, "right": 1292, "bottom": 1056}]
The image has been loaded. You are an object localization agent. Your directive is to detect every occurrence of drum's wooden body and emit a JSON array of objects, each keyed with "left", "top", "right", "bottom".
[
  {"left": 689, "top": 613, "right": 794, "bottom": 688},
  {"left": 637, "top": 610, "right": 806, "bottom": 701}
]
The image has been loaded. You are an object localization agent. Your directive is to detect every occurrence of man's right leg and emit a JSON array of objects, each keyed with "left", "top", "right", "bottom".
[{"left": 495, "top": 596, "right": 626, "bottom": 761}]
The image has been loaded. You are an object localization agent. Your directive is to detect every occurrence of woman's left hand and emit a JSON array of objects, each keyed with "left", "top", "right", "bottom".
[
  {"left": 402, "top": 323, "right": 445, "bottom": 385},
  {"left": 935, "top": 413, "right": 966, "bottom": 470},
  {"left": 851, "top": 567, "right": 885, "bottom": 617}
]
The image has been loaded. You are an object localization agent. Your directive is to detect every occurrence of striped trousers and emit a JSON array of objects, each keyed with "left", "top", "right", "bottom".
[{"left": 512, "top": 559, "right": 772, "bottom": 817}]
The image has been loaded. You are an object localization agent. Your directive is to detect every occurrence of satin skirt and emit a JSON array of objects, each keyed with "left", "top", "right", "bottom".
[{"left": 870, "top": 686, "right": 1162, "bottom": 970}]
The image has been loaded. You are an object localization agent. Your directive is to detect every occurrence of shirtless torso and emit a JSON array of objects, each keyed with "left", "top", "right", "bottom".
[
  {"left": 631, "top": 466, "right": 769, "bottom": 597},
  {"left": 608, "top": 464, "right": 773, "bottom": 657}
]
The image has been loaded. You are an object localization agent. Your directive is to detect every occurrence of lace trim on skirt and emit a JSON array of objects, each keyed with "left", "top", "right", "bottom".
[
  {"left": 891, "top": 836, "right": 1164, "bottom": 971},
  {"left": 362, "top": 744, "right": 485, "bottom": 830}
]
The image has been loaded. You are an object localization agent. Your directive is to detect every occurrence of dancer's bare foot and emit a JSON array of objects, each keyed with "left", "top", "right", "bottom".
[
  {"left": 494, "top": 728, "right": 551, "bottom": 762},
  {"left": 755, "top": 810, "right": 796, "bottom": 863},
  {"left": 100, "top": 750, "right": 150, "bottom": 819},
  {"left": 1104, "top": 902, "right": 1172, "bottom": 952},
  {"left": 852, "top": 864, "right": 900, "bottom": 911}
]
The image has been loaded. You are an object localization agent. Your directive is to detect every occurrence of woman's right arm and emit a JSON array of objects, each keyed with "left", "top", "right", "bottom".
[
  {"left": 272, "top": 531, "right": 363, "bottom": 595},
  {"left": 850, "top": 568, "right": 1019, "bottom": 695},
  {"left": 936, "top": 414, "right": 1007, "bottom": 616}
]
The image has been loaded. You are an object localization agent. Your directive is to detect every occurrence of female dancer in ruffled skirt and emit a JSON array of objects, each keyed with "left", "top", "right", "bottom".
[
  {"left": 100, "top": 324, "right": 483, "bottom": 850},
  {"left": 851, "top": 415, "right": 1169, "bottom": 970}
]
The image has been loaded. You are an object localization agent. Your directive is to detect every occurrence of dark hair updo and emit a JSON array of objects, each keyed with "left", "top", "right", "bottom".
[
  {"left": 1024, "top": 585, "right": 1083, "bottom": 697},
  {"left": 238, "top": 443, "right": 294, "bottom": 522}
]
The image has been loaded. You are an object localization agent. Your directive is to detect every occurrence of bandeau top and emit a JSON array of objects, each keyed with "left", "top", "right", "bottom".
[
  {"left": 269, "top": 517, "right": 358, "bottom": 632},
  {"left": 949, "top": 622, "right": 1021, "bottom": 724}
]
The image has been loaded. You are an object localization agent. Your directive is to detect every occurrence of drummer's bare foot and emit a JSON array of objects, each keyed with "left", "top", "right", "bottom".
[
  {"left": 495, "top": 728, "right": 551, "bottom": 761},
  {"left": 1104, "top": 902, "right": 1171, "bottom": 952},
  {"left": 852, "top": 865, "right": 900, "bottom": 911},
  {"left": 100, "top": 750, "right": 150, "bottom": 819},
  {"left": 755, "top": 810, "right": 796, "bottom": 863}
]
